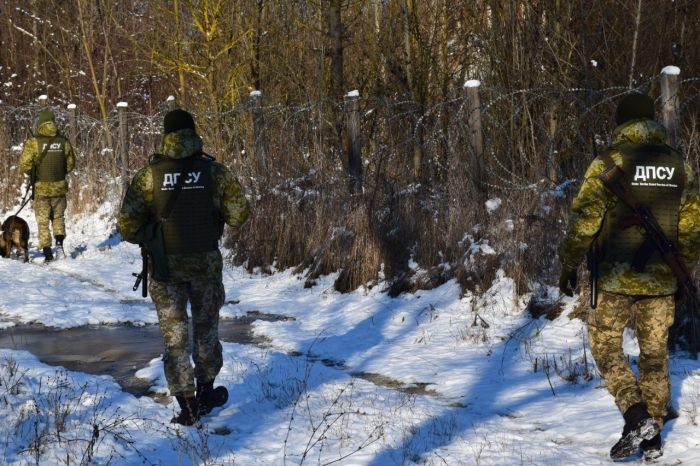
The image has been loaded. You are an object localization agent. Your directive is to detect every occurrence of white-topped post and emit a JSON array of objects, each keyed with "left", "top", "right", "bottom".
[
  {"left": 345, "top": 90, "right": 362, "bottom": 194},
  {"left": 464, "top": 79, "right": 486, "bottom": 194},
  {"left": 38, "top": 95, "right": 48, "bottom": 108},
  {"left": 67, "top": 104, "right": 77, "bottom": 143},
  {"left": 167, "top": 95, "right": 178, "bottom": 111},
  {"left": 117, "top": 102, "right": 129, "bottom": 193},
  {"left": 660, "top": 66, "right": 680, "bottom": 149}
]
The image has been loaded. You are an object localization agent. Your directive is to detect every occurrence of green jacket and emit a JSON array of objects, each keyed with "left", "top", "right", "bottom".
[
  {"left": 116, "top": 129, "right": 251, "bottom": 282},
  {"left": 20, "top": 121, "right": 75, "bottom": 197},
  {"left": 558, "top": 119, "right": 700, "bottom": 295}
]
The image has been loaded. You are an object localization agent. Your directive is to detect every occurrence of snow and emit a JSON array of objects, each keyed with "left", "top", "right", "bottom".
[
  {"left": 0, "top": 203, "right": 699, "bottom": 464},
  {"left": 116, "top": 102, "right": 128, "bottom": 108},
  {"left": 250, "top": 90, "right": 262, "bottom": 97},
  {"left": 347, "top": 90, "right": 360, "bottom": 97},
  {"left": 67, "top": 103, "right": 76, "bottom": 109},
  {"left": 485, "top": 197, "right": 502, "bottom": 213},
  {"left": 38, "top": 94, "right": 47, "bottom": 100},
  {"left": 661, "top": 66, "right": 681, "bottom": 76},
  {"left": 464, "top": 80, "right": 481, "bottom": 88},
  {"left": 166, "top": 95, "right": 176, "bottom": 101}
]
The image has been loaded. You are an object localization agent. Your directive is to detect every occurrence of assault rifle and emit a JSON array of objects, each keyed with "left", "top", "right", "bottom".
[
  {"left": 600, "top": 164, "right": 700, "bottom": 306},
  {"left": 132, "top": 244, "right": 149, "bottom": 298},
  {"left": 601, "top": 159, "right": 700, "bottom": 358},
  {"left": 599, "top": 163, "right": 700, "bottom": 310}
]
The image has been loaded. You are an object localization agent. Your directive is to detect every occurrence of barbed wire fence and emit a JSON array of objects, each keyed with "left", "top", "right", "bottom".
[
  {"left": 1, "top": 71, "right": 700, "bottom": 351},
  {"left": 3, "top": 75, "right": 698, "bottom": 206}
]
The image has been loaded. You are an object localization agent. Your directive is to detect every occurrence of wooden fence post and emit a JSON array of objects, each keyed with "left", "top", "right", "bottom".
[
  {"left": 167, "top": 95, "right": 178, "bottom": 111},
  {"left": 464, "top": 80, "right": 486, "bottom": 193},
  {"left": 345, "top": 90, "right": 362, "bottom": 194},
  {"left": 67, "top": 104, "right": 77, "bottom": 144},
  {"left": 250, "top": 90, "right": 267, "bottom": 177},
  {"left": 660, "top": 66, "right": 680, "bottom": 150},
  {"left": 117, "top": 102, "right": 129, "bottom": 193},
  {"left": 39, "top": 95, "right": 48, "bottom": 109}
]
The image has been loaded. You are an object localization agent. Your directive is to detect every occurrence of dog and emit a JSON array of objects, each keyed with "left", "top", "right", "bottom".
[{"left": 1, "top": 216, "right": 30, "bottom": 263}]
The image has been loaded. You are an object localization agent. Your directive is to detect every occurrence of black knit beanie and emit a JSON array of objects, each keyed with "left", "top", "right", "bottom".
[
  {"left": 38, "top": 110, "right": 55, "bottom": 125},
  {"left": 615, "top": 93, "right": 655, "bottom": 127},
  {"left": 163, "top": 109, "right": 196, "bottom": 135}
]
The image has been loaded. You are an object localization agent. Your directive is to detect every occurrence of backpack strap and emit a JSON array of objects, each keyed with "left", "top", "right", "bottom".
[{"left": 35, "top": 135, "right": 58, "bottom": 167}]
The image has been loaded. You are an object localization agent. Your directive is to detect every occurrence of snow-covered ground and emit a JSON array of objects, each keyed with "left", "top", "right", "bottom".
[{"left": 1, "top": 201, "right": 699, "bottom": 465}]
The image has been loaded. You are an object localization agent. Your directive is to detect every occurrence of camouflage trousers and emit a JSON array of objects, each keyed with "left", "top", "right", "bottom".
[
  {"left": 150, "top": 277, "right": 225, "bottom": 398},
  {"left": 588, "top": 291, "right": 675, "bottom": 429},
  {"left": 33, "top": 195, "right": 67, "bottom": 248}
]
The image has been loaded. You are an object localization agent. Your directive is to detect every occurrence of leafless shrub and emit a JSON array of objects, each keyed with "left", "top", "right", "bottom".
[{"left": 0, "top": 358, "right": 152, "bottom": 466}]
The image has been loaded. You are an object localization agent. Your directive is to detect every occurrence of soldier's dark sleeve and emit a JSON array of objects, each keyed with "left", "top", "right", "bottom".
[
  {"left": 558, "top": 156, "right": 613, "bottom": 271},
  {"left": 117, "top": 169, "right": 152, "bottom": 243},
  {"left": 215, "top": 166, "right": 251, "bottom": 228},
  {"left": 678, "top": 161, "right": 700, "bottom": 266}
]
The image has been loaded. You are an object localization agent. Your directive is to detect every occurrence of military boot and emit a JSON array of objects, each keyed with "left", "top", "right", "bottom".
[
  {"left": 196, "top": 380, "right": 228, "bottom": 415},
  {"left": 43, "top": 247, "right": 54, "bottom": 265},
  {"left": 171, "top": 396, "right": 200, "bottom": 426},
  {"left": 55, "top": 235, "right": 65, "bottom": 260},
  {"left": 610, "top": 402, "right": 660, "bottom": 460},
  {"left": 640, "top": 433, "right": 663, "bottom": 462}
]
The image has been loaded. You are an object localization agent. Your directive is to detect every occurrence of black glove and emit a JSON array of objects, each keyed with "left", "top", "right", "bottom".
[{"left": 559, "top": 268, "right": 577, "bottom": 297}]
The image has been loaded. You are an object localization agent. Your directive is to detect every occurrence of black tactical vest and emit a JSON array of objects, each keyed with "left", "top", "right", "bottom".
[
  {"left": 601, "top": 142, "right": 685, "bottom": 265},
  {"left": 35, "top": 136, "right": 67, "bottom": 182},
  {"left": 150, "top": 155, "right": 222, "bottom": 255}
]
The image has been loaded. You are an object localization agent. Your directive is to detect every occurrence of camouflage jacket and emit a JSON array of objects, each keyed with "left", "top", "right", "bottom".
[
  {"left": 20, "top": 121, "right": 75, "bottom": 197},
  {"left": 117, "top": 129, "right": 251, "bottom": 282},
  {"left": 559, "top": 119, "right": 700, "bottom": 295}
]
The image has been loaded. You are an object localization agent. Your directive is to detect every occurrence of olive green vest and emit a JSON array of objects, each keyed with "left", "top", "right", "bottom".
[
  {"left": 35, "top": 135, "right": 67, "bottom": 182},
  {"left": 600, "top": 142, "right": 685, "bottom": 266},
  {"left": 150, "top": 155, "right": 222, "bottom": 255}
]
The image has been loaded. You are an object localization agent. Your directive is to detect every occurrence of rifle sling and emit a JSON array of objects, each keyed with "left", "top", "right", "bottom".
[
  {"left": 161, "top": 182, "right": 182, "bottom": 220},
  {"left": 598, "top": 150, "right": 669, "bottom": 273},
  {"left": 159, "top": 156, "right": 196, "bottom": 221},
  {"left": 35, "top": 135, "right": 58, "bottom": 168}
]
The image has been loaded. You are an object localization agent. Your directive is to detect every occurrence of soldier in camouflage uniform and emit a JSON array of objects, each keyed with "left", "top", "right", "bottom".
[
  {"left": 558, "top": 93, "right": 700, "bottom": 461},
  {"left": 20, "top": 110, "right": 75, "bottom": 263},
  {"left": 117, "top": 109, "right": 250, "bottom": 426}
]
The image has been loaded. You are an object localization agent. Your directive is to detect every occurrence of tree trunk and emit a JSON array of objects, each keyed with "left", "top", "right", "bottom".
[{"left": 329, "top": 0, "right": 344, "bottom": 98}]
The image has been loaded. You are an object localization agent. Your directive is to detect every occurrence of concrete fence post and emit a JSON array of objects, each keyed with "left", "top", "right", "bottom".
[
  {"left": 464, "top": 80, "right": 486, "bottom": 193},
  {"left": 67, "top": 104, "right": 77, "bottom": 144},
  {"left": 660, "top": 66, "right": 680, "bottom": 150},
  {"left": 250, "top": 90, "right": 267, "bottom": 177},
  {"left": 117, "top": 102, "right": 129, "bottom": 193},
  {"left": 345, "top": 90, "right": 362, "bottom": 194},
  {"left": 167, "top": 95, "right": 178, "bottom": 111}
]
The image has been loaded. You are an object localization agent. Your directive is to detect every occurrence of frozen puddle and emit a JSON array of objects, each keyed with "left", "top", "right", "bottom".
[{"left": 0, "top": 312, "right": 290, "bottom": 397}]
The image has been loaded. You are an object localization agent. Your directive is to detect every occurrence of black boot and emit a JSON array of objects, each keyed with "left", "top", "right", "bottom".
[
  {"left": 55, "top": 235, "right": 65, "bottom": 259},
  {"left": 610, "top": 402, "right": 660, "bottom": 460},
  {"left": 171, "top": 396, "right": 200, "bottom": 426},
  {"left": 197, "top": 380, "right": 228, "bottom": 415},
  {"left": 43, "top": 247, "right": 54, "bottom": 265},
  {"left": 640, "top": 432, "right": 663, "bottom": 462}
]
